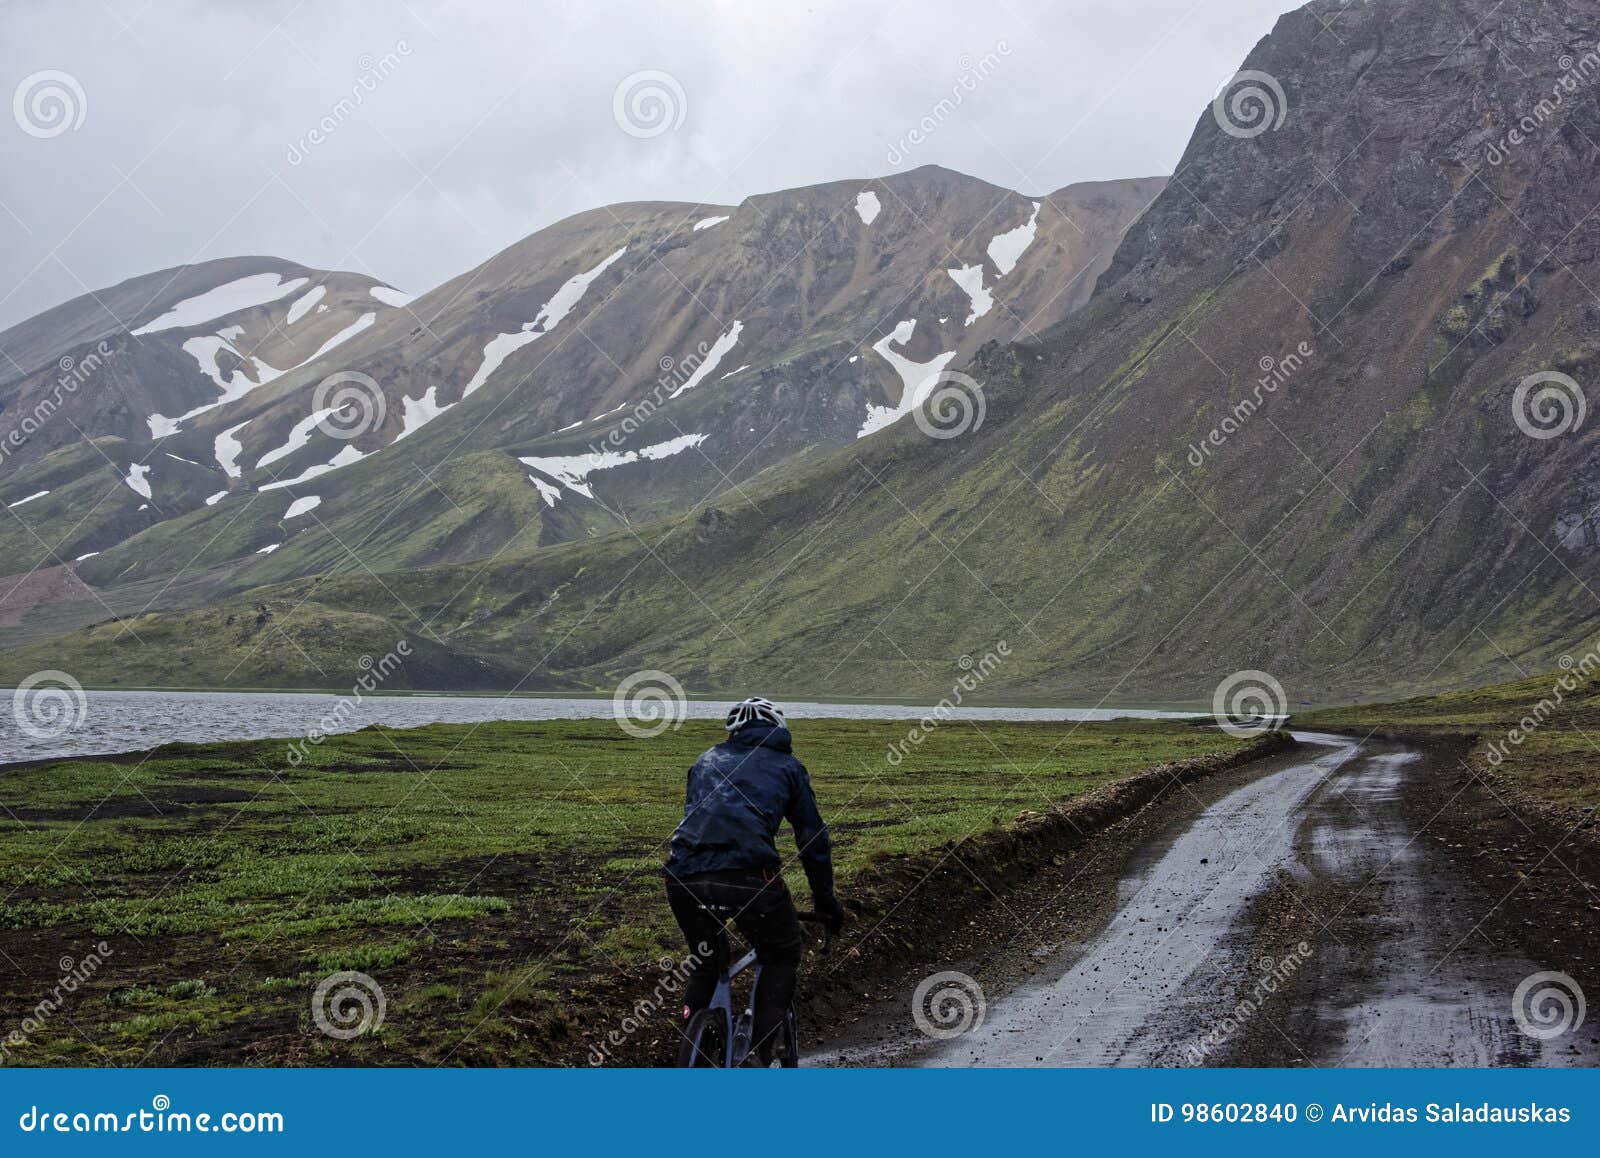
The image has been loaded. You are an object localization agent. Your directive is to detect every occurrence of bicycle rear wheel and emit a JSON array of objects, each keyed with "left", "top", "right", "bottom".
[{"left": 676, "top": 1009, "right": 729, "bottom": 1067}]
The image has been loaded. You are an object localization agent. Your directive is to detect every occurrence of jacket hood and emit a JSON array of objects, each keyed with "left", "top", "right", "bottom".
[{"left": 726, "top": 723, "right": 793, "bottom": 753}]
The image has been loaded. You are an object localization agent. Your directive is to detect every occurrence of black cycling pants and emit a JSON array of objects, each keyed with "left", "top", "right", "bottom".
[{"left": 665, "top": 869, "right": 802, "bottom": 1061}]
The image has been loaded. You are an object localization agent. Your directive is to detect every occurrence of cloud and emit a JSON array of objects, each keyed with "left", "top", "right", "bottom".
[{"left": 0, "top": 0, "right": 1292, "bottom": 333}]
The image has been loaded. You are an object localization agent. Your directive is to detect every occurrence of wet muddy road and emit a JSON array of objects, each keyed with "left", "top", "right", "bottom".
[{"left": 816, "top": 733, "right": 1600, "bottom": 1067}]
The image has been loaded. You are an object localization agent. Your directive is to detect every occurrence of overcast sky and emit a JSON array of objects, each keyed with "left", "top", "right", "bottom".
[{"left": 0, "top": 0, "right": 1294, "bottom": 332}]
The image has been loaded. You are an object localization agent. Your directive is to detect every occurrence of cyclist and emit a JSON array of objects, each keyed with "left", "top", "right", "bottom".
[{"left": 664, "top": 696, "right": 845, "bottom": 1065}]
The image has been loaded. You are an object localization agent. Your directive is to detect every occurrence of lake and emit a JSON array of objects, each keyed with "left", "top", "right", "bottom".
[{"left": 0, "top": 688, "right": 1200, "bottom": 765}]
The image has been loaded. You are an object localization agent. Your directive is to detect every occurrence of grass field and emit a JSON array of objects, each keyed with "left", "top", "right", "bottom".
[
  {"left": 0, "top": 715, "right": 1241, "bottom": 1066},
  {"left": 1303, "top": 664, "right": 1600, "bottom": 812}
]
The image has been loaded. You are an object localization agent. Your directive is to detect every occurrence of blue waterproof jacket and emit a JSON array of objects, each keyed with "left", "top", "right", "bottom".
[{"left": 664, "top": 724, "right": 834, "bottom": 895}]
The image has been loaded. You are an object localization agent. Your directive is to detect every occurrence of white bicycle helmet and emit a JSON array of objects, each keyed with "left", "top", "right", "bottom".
[{"left": 724, "top": 696, "right": 786, "bottom": 732}]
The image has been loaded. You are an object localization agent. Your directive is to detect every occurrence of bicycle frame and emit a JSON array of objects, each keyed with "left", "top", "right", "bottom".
[{"left": 702, "top": 941, "right": 763, "bottom": 1067}]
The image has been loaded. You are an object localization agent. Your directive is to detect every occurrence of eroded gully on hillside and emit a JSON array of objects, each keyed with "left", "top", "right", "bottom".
[{"left": 814, "top": 733, "right": 1600, "bottom": 1068}]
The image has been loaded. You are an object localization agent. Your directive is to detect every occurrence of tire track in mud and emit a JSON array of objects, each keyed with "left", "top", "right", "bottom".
[{"left": 1251, "top": 744, "right": 1599, "bottom": 1067}]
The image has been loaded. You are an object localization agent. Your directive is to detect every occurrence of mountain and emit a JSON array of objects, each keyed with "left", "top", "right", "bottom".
[
  {"left": 0, "top": 257, "right": 405, "bottom": 640},
  {"left": 0, "top": 169, "right": 1161, "bottom": 661},
  {"left": 188, "top": 167, "right": 1158, "bottom": 551},
  {"left": 12, "top": 0, "right": 1600, "bottom": 706},
  {"left": 0, "top": 256, "right": 399, "bottom": 468}
]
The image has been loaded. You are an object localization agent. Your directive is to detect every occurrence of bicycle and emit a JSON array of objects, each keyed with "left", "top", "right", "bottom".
[{"left": 675, "top": 910, "right": 832, "bottom": 1067}]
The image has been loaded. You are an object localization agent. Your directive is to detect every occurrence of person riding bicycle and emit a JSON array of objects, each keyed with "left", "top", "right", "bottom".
[{"left": 664, "top": 696, "right": 844, "bottom": 1065}]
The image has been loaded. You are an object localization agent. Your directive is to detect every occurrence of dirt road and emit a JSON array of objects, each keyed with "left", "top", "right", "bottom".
[{"left": 815, "top": 732, "right": 1600, "bottom": 1067}]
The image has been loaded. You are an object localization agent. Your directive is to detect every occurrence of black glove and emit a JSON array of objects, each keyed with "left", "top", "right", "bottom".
[{"left": 813, "top": 891, "right": 846, "bottom": 934}]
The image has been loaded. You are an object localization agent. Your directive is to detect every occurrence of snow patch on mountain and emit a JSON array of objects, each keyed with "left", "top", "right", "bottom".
[
  {"left": 286, "top": 286, "right": 326, "bottom": 325},
  {"left": 534, "top": 246, "right": 627, "bottom": 331},
  {"left": 330, "top": 444, "right": 367, "bottom": 469},
  {"left": 131, "top": 272, "right": 310, "bottom": 335},
  {"left": 181, "top": 335, "right": 244, "bottom": 392},
  {"left": 152, "top": 305, "right": 378, "bottom": 438},
  {"left": 858, "top": 319, "right": 957, "bottom": 438},
  {"left": 693, "top": 215, "right": 731, "bottom": 231},
  {"left": 124, "top": 463, "right": 153, "bottom": 500},
  {"left": 149, "top": 333, "right": 284, "bottom": 435},
  {"left": 215, "top": 422, "right": 250, "bottom": 479},
  {"left": 947, "top": 264, "right": 994, "bottom": 325},
  {"left": 283, "top": 495, "right": 322, "bottom": 520},
  {"left": 260, "top": 444, "right": 368, "bottom": 492},
  {"left": 465, "top": 331, "right": 541, "bottom": 398},
  {"left": 256, "top": 407, "right": 340, "bottom": 470},
  {"left": 302, "top": 311, "right": 375, "bottom": 364},
  {"left": 370, "top": 285, "right": 414, "bottom": 308},
  {"left": 396, "top": 387, "right": 450, "bottom": 440},
  {"left": 519, "top": 433, "right": 708, "bottom": 502},
  {"left": 463, "top": 246, "right": 628, "bottom": 397},
  {"left": 669, "top": 321, "right": 743, "bottom": 398},
  {"left": 528, "top": 474, "right": 563, "bottom": 506},
  {"left": 987, "top": 201, "right": 1041, "bottom": 276},
  {"left": 856, "top": 191, "right": 881, "bottom": 225}
]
